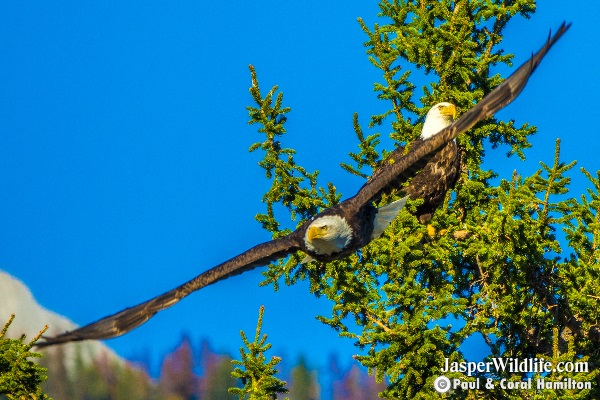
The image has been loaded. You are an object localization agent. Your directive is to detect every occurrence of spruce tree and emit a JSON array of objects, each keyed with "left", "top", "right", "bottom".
[
  {"left": 160, "top": 337, "right": 199, "bottom": 400},
  {"left": 0, "top": 315, "right": 51, "bottom": 400},
  {"left": 288, "top": 356, "right": 320, "bottom": 400},
  {"left": 246, "top": 1, "right": 598, "bottom": 398},
  {"left": 230, "top": 306, "right": 288, "bottom": 399},
  {"left": 39, "top": 345, "right": 70, "bottom": 399}
]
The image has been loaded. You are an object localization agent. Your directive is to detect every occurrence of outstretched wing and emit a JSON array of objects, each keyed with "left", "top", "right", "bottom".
[
  {"left": 348, "top": 22, "right": 571, "bottom": 210},
  {"left": 37, "top": 235, "right": 300, "bottom": 347}
]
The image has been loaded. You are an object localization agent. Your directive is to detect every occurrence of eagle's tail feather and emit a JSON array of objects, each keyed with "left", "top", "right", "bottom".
[{"left": 371, "top": 196, "right": 409, "bottom": 239}]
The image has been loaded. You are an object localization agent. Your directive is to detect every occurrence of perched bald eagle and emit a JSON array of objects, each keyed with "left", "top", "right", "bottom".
[
  {"left": 369, "top": 102, "right": 459, "bottom": 223},
  {"left": 37, "top": 22, "right": 570, "bottom": 347}
]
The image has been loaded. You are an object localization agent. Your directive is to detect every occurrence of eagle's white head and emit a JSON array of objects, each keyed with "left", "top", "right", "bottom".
[
  {"left": 304, "top": 215, "right": 353, "bottom": 256},
  {"left": 420, "top": 102, "right": 457, "bottom": 139}
]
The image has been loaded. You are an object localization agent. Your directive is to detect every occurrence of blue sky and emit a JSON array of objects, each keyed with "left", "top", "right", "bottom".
[{"left": 0, "top": 1, "right": 597, "bottom": 378}]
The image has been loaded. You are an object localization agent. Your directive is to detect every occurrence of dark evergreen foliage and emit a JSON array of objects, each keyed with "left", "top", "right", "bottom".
[
  {"left": 0, "top": 315, "right": 51, "bottom": 400},
  {"left": 246, "top": 1, "right": 599, "bottom": 398},
  {"left": 230, "top": 306, "right": 288, "bottom": 399}
]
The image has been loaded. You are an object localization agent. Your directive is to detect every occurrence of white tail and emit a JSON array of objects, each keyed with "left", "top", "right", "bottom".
[{"left": 371, "top": 196, "right": 409, "bottom": 239}]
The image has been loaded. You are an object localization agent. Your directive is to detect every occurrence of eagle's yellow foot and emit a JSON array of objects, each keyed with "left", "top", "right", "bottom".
[
  {"left": 427, "top": 225, "right": 449, "bottom": 237},
  {"left": 427, "top": 224, "right": 436, "bottom": 237}
]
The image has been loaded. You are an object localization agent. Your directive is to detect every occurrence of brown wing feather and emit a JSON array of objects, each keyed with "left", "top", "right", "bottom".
[
  {"left": 36, "top": 235, "right": 300, "bottom": 347},
  {"left": 348, "top": 22, "right": 570, "bottom": 211}
]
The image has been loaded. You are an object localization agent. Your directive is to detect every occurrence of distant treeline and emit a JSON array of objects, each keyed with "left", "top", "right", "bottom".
[{"left": 38, "top": 336, "right": 385, "bottom": 400}]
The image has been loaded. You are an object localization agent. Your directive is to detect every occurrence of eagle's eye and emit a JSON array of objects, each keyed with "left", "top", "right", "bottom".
[{"left": 321, "top": 225, "right": 328, "bottom": 230}]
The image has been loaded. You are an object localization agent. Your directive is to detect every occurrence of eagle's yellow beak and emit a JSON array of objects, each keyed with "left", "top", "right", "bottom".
[
  {"left": 307, "top": 226, "right": 327, "bottom": 242},
  {"left": 440, "top": 104, "right": 457, "bottom": 120}
]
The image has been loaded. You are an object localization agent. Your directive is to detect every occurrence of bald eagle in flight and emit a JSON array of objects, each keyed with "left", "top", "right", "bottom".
[{"left": 37, "top": 22, "right": 570, "bottom": 347}]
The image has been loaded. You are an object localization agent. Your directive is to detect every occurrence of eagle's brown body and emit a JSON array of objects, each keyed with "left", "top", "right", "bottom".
[
  {"left": 37, "top": 22, "right": 570, "bottom": 347},
  {"left": 369, "top": 140, "right": 459, "bottom": 222}
]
